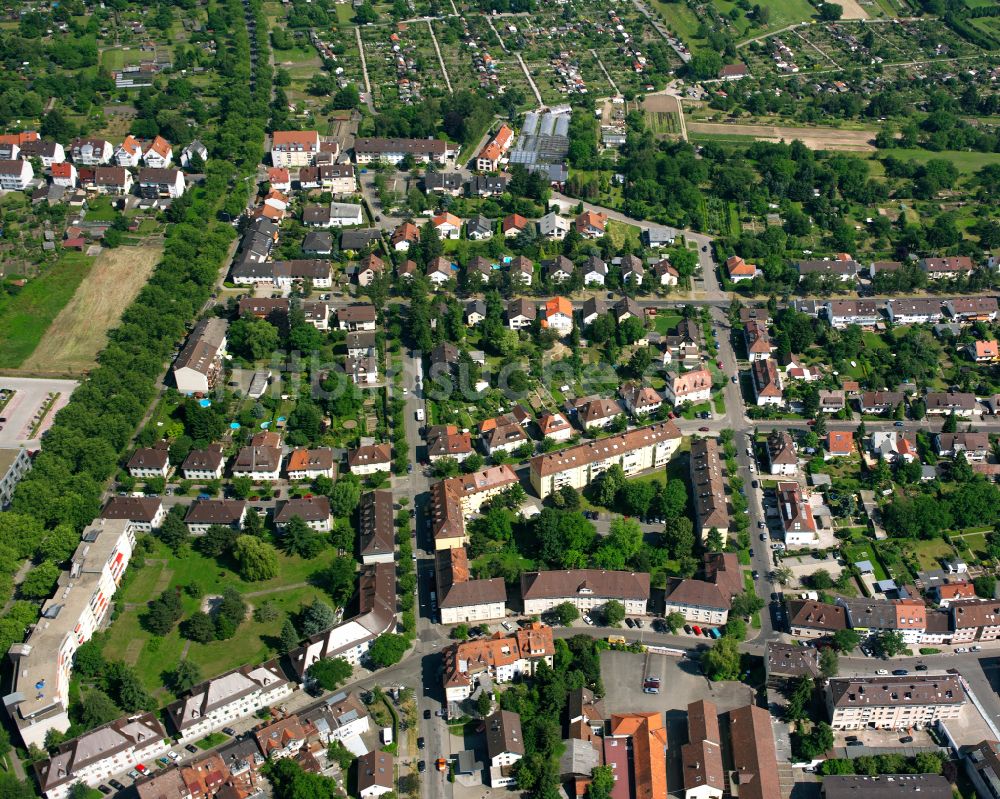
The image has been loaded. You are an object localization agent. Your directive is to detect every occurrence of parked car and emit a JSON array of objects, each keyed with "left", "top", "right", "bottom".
[
  {"left": 876, "top": 669, "right": 889, "bottom": 675},
  {"left": 582, "top": 615, "right": 593, "bottom": 625},
  {"left": 157, "top": 757, "right": 171, "bottom": 766},
  {"left": 698, "top": 426, "right": 709, "bottom": 432},
  {"left": 625, "top": 618, "right": 635, "bottom": 628},
  {"left": 222, "top": 727, "right": 237, "bottom": 736},
  {"left": 417, "top": 737, "right": 425, "bottom": 749},
  {"left": 684, "top": 625, "right": 692, "bottom": 634},
  {"left": 900, "top": 736, "right": 913, "bottom": 743},
  {"left": 847, "top": 740, "right": 864, "bottom": 747},
  {"left": 435, "top": 709, "right": 446, "bottom": 717},
  {"left": 128, "top": 770, "right": 140, "bottom": 780},
  {"left": 635, "top": 618, "right": 643, "bottom": 628},
  {"left": 98, "top": 786, "right": 112, "bottom": 795},
  {"left": 418, "top": 760, "right": 426, "bottom": 773},
  {"left": 892, "top": 669, "right": 908, "bottom": 676},
  {"left": 955, "top": 647, "right": 969, "bottom": 653},
  {"left": 915, "top": 663, "right": 928, "bottom": 671},
  {"left": 972, "top": 645, "right": 982, "bottom": 652},
  {"left": 167, "top": 752, "right": 180, "bottom": 761},
  {"left": 424, "top": 709, "right": 432, "bottom": 719},
  {"left": 109, "top": 781, "right": 125, "bottom": 791},
  {"left": 894, "top": 421, "right": 905, "bottom": 427},
  {"left": 643, "top": 686, "right": 658, "bottom": 694}
]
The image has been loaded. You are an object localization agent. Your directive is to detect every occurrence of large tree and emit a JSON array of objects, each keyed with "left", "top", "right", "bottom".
[
  {"left": 306, "top": 657, "right": 353, "bottom": 690},
  {"left": 233, "top": 535, "right": 279, "bottom": 581},
  {"left": 368, "top": 633, "right": 409, "bottom": 667}
]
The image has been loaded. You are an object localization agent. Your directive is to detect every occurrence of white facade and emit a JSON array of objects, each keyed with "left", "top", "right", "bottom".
[
  {"left": 0, "top": 446, "right": 32, "bottom": 508},
  {"left": 0, "top": 159, "right": 33, "bottom": 191},
  {"left": 440, "top": 599, "right": 506, "bottom": 625}
]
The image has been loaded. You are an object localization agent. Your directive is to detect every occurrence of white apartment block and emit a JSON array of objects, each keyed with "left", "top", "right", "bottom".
[
  {"left": 529, "top": 422, "right": 681, "bottom": 499},
  {"left": 165, "top": 660, "right": 293, "bottom": 743},
  {"left": 270, "top": 130, "right": 321, "bottom": 168},
  {"left": 520, "top": 569, "right": 650, "bottom": 616},
  {"left": 0, "top": 159, "right": 34, "bottom": 191},
  {"left": 5, "top": 520, "right": 136, "bottom": 747},
  {"left": 826, "top": 675, "right": 964, "bottom": 731},
  {"left": 36, "top": 713, "right": 169, "bottom": 799},
  {"left": 0, "top": 446, "right": 31, "bottom": 508}
]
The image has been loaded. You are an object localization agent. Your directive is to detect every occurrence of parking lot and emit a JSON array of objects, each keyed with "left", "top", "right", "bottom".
[
  {"left": 600, "top": 649, "right": 755, "bottom": 794},
  {"left": 0, "top": 376, "right": 78, "bottom": 447}
]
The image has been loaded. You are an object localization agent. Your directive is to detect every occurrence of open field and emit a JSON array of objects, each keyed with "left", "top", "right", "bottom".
[
  {"left": 0, "top": 253, "right": 93, "bottom": 369},
  {"left": 879, "top": 147, "right": 1000, "bottom": 174},
  {"left": 23, "top": 242, "right": 163, "bottom": 374},
  {"left": 687, "top": 122, "right": 876, "bottom": 151},
  {"left": 831, "top": 0, "right": 870, "bottom": 19}
]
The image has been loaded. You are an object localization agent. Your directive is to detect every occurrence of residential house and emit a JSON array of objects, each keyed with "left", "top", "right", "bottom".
[
  {"left": 270, "top": 130, "right": 321, "bottom": 168},
  {"left": 743, "top": 320, "right": 775, "bottom": 361},
  {"left": 819, "top": 390, "right": 846, "bottom": 414},
  {"left": 356, "top": 253, "right": 384, "bottom": 288},
  {"left": 537, "top": 411, "right": 573, "bottom": 442},
  {"left": 826, "top": 299, "right": 881, "bottom": 329},
  {"left": 921, "top": 256, "right": 974, "bottom": 280},
  {"left": 765, "top": 431, "right": 797, "bottom": 476},
  {"left": 887, "top": 299, "right": 943, "bottom": 325},
  {"left": 50, "top": 162, "right": 77, "bottom": 188},
  {"left": 502, "top": 213, "right": 528, "bottom": 238},
  {"left": 796, "top": 258, "right": 858, "bottom": 282},
  {"left": 765, "top": 642, "right": 820, "bottom": 689},
  {"left": 664, "top": 368, "right": 712, "bottom": 405},
  {"left": 429, "top": 465, "right": 519, "bottom": 550},
  {"left": 620, "top": 254, "right": 645, "bottom": 285},
  {"left": 100, "top": 496, "right": 166, "bottom": 532},
  {"left": 510, "top": 255, "right": 533, "bottom": 286},
  {"left": 751, "top": 359, "right": 782, "bottom": 406},
  {"left": 643, "top": 225, "right": 676, "bottom": 248},
  {"left": 934, "top": 432, "right": 990, "bottom": 462},
  {"left": 137, "top": 167, "right": 185, "bottom": 199},
  {"left": 389, "top": 222, "right": 420, "bottom": 252},
  {"left": 466, "top": 257, "right": 493, "bottom": 287},
  {"left": 521, "top": 569, "right": 650, "bottom": 616},
  {"left": 859, "top": 391, "right": 904, "bottom": 415},
  {"left": 575, "top": 211, "right": 606, "bottom": 238},
  {"left": 681, "top": 700, "right": 724, "bottom": 799},
  {"left": 574, "top": 397, "right": 623, "bottom": 430},
  {"left": 166, "top": 660, "right": 292, "bottom": 742},
  {"left": 580, "top": 297, "right": 608, "bottom": 327},
  {"left": 337, "top": 304, "right": 377, "bottom": 331},
  {"left": 184, "top": 500, "right": 247, "bottom": 535},
  {"left": 620, "top": 382, "right": 662, "bottom": 417},
  {"left": 825, "top": 431, "right": 854, "bottom": 458},
  {"left": 396, "top": 259, "right": 417, "bottom": 280},
  {"left": 180, "top": 140, "right": 208, "bottom": 167},
  {"left": 255, "top": 715, "right": 312, "bottom": 761},
  {"left": 359, "top": 490, "right": 395, "bottom": 565},
  {"left": 357, "top": 751, "right": 394, "bottom": 799},
  {"left": 476, "top": 124, "right": 514, "bottom": 171},
  {"left": 968, "top": 340, "right": 1000, "bottom": 363},
  {"left": 689, "top": 438, "right": 729, "bottom": 539},
  {"left": 442, "top": 624, "right": 554, "bottom": 705},
  {"left": 837, "top": 599, "right": 927, "bottom": 645},
  {"left": 302, "top": 202, "right": 363, "bottom": 228},
  {"left": 946, "top": 297, "right": 998, "bottom": 323},
  {"left": 347, "top": 443, "right": 392, "bottom": 476},
  {"left": 432, "top": 212, "right": 462, "bottom": 240},
  {"left": 726, "top": 255, "right": 759, "bottom": 283},
  {"left": 232, "top": 431, "right": 283, "bottom": 481},
  {"left": 582, "top": 256, "right": 607, "bottom": 286},
  {"left": 127, "top": 447, "right": 169, "bottom": 479},
  {"left": 529, "top": 421, "right": 682, "bottom": 499},
  {"left": 142, "top": 135, "right": 172, "bottom": 168},
  {"left": 506, "top": 298, "right": 536, "bottom": 330},
  {"left": 541, "top": 296, "right": 573, "bottom": 334},
  {"left": 537, "top": 211, "right": 570, "bottom": 240},
  {"left": 181, "top": 445, "right": 226, "bottom": 480},
  {"left": 932, "top": 581, "right": 975, "bottom": 608},
  {"left": 870, "top": 431, "right": 918, "bottom": 463},
  {"left": 340, "top": 228, "right": 382, "bottom": 251},
  {"left": 826, "top": 675, "right": 963, "bottom": 730},
  {"left": 951, "top": 599, "right": 1000, "bottom": 643},
  {"left": 19, "top": 138, "right": 64, "bottom": 167},
  {"left": 545, "top": 255, "right": 574, "bottom": 284},
  {"left": 466, "top": 215, "right": 494, "bottom": 241},
  {"left": 275, "top": 496, "right": 332, "bottom": 532},
  {"left": 90, "top": 166, "right": 132, "bottom": 195},
  {"left": 776, "top": 481, "right": 817, "bottom": 547},
  {"left": 653, "top": 258, "right": 679, "bottom": 287},
  {"left": 469, "top": 174, "right": 509, "bottom": 196},
  {"left": 606, "top": 713, "right": 668, "bottom": 799},
  {"left": 465, "top": 299, "right": 487, "bottom": 327},
  {"left": 925, "top": 392, "right": 980, "bottom": 417},
  {"left": 663, "top": 319, "right": 703, "bottom": 364},
  {"left": 480, "top": 414, "right": 528, "bottom": 456},
  {"left": 787, "top": 600, "right": 847, "bottom": 639},
  {"left": 426, "top": 256, "right": 454, "bottom": 286}
]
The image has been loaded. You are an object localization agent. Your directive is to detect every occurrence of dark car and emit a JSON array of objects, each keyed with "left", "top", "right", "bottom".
[
  {"left": 109, "top": 781, "right": 125, "bottom": 791},
  {"left": 418, "top": 760, "right": 426, "bottom": 773},
  {"left": 900, "top": 736, "right": 913, "bottom": 743},
  {"left": 185, "top": 744, "right": 199, "bottom": 754},
  {"left": 698, "top": 426, "right": 710, "bottom": 432},
  {"left": 625, "top": 618, "right": 635, "bottom": 628},
  {"left": 892, "top": 669, "right": 908, "bottom": 676},
  {"left": 684, "top": 625, "right": 692, "bottom": 634},
  {"left": 98, "top": 786, "right": 112, "bottom": 795},
  {"left": 222, "top": 727, "right": 236, "bottom": 736},
  {"left": 417, "top": 737, "right": 425, "bottom": 749},
  {"left": 424, "top": 709, "right": 431, "bottom": 719},
  {"left": 915, "top": 663, "right": 928, "bottom": 671},
  {"left": 847, "top": 740, "right": 864, "bottom": 747}
]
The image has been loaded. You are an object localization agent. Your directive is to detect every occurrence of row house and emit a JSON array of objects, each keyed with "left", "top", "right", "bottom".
[
  {"left": 887, "top": 298, "right": 943, "bottom": 325},
  {"left": 302, "top": 201, "right": 364, "bottom": 228},
  {"left": 921, "top": 256, "right": 974, "bottom": 280},
  {"left": 529, "top": 421, "right": 682, "bottom": 499},
  {"left": 786, "top": 600, "right": 848, "bottom": 639},
  {"left": 826, "top": 675, "right": 963, "bottom": 731},
  {"left": 925, "top": 392, "right": 980, "bottom": 417},
  {"left": 946, "top": 297, "right": 998, "bottom": 323},
  {"left": 6, "top": 520, "right": 137, "bottom": 747},
  {"left": 231, "top": 259, "right": 332, "bottom": 289},
  {"left": 442, "top": 624, "right": 554, "bottom": 705},
  {"left": 859, "top": 390, "right": 904, "bottom": 415},
  {"left": 825, "top": 299, "right": 881, "bottom": 328},
  {"left": 837, "top": 598, "right": 927, "bottom": 645},
  {"left": 166, "top": 660, "right": 292, "bottom": 743},
  {"left": 796, "top": 257, "right": 858, "bottom": 282},
  {"left": 87, "top": 166, "right": 133, "bottom": 196},
  {"left": 951, "top": 600, "right": 1000, "bottom": 643},
  {"left": 299, "top": 163, "right": 356, "bottom": 194}
]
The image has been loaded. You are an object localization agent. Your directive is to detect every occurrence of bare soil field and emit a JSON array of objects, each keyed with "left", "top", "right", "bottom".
[
  {"left": 832, "top": 0, "right": 869, "bottom": 18},
  {"left": 23, "top": 241, "right": 162, "bottom": 373},
  {"left": 642, "top": 93, "right": 682, "bottom": 114},
  {"left": 687, "top": 121, "right": 876, "bottom": 151}
]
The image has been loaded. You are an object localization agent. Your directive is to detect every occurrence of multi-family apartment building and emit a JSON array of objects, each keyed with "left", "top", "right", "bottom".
[
  {"left": 786, "top": 600, "right": 848, "bottom": 639},
  {"left": 765, "top": 431, "right": 798, "bottom": 476},
  {"left": 430, "top": 465, "right": 519, "bottom": 550},
  {"left": 662, "top": 553, "right": 742, "bottom": 627},
  {"left": 274, "top": 496, "right": 332, "bottom": 532},
  {"left": 289, "top": 562, "right": 396, "bottom": 677},
  {"left": 520, "top": 569, "right": 650, "bottom": 616},
  {"left": 353, "top": 137, "right": 456, "bottom": 165},
  {"left": 180, "top": 444, "right": 226, "bottom": 481},
  {"left": 485, "top": 709, "right": 523, "bottom": 787},
  {"left": 951, "top": 599, "right": 1000, "bottom": 643},
  {"left": 442, "top": 623, "right": 554, "bottom": 705},
  {"left": 435, "top": 547, "right": 507, "bottom": 624},
  {"left": 689, "top": 438, "right": 728, "bottom": 538},
  {"left": 529, "top": 421, "right": 682, "bottom": 499},
  {"left": 359, "top": 490, "right": 395, "bottom": 565},
  {"left": 682, "top": 700, "right": 724, "bottom": 799},
  {"left": 743, "top": 320, "right": 776, "bottom": 360},
  {"left": 825, "top": 299, "right": 881, "bottom": 328},
  {"left": 6, "top": 520, "right": 137, "bottom": 747},
  {"left": 99, "top": 496, "right": 165, "bottom": 532},
  {"left": 172, "top": 317, "right": 228, "bottom": 395},
  {"left": 751, "top": 359, "right": 783, "bottom": 406},
  {"left": 776, "top": 481, "right": 817, "bottom": 547},
  {"left": 826, "top": 675, "right": 964, "bottom": 730},
  {"left": 664, "top": 368, "right": 712, "bottom": 405},
  {"left": 270, "top": 130, "right": 321, "bottom": 168},
  {"left": 166, "top": 660, "right": 293, "bottom": 742},
  {"left": 184, "top": 499, "right": 247, "bottom": 535},
  {"left": 0, "top": 446, "right": 31, "bottom": 508},
  {"left": 36, "top": 713, "right": 169, "bottom": 799}
]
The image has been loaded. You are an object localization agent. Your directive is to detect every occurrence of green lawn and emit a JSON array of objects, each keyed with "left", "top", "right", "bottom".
[
  {"left": 102, "top": 539, "right": 341, "bottom": 700},
  {"left": 196, "top": 732, "right": 230, "bottom": 750},
  {"left": 909, "top": 538, "right": 956, "bottom": 572},
  {"left": 653, "top": 312, "right": 683, "bottom": 335},
  {"left": 843, "top": 541, "right": 888, "bottom": 580},
  {"left": 606, "top": 220, "right": 642, "bottom": 251},
  {"left": 877, "top": 148, "right": 1000, "bottom": 175},
  {"left": 0, "top": 253, "right": 93, "bottom": 367}
]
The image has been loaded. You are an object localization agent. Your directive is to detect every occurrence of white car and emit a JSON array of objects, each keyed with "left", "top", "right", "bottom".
[
  {"left": 876, "top": 669, "right": 888, "bottom": 676},
  {"left": 582, "top": 615, "right": 593, "bottom": 625},
  {"left": 972, "top": 645, "right": 982, "bottom": 652},
  {"left": 167, "top": 752, "right": 180, "bottom": 761},
  {"left": 955, "top": 647, "right": 969, "bottom": 653}
]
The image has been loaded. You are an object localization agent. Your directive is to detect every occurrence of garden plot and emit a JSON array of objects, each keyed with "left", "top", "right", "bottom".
[{"left": 360, "top": 22, "right": 445, "bottom": 108}]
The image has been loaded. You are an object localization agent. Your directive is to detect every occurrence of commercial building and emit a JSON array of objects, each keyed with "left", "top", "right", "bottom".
[
  {"left": 521, "top": 569, "right": 649, "bottom": 616},
  {"left": 529, "top": 422, "right": 682, "bottom": 499},
  {"left": 826, "top": 675, "right": 964, "bottom": 730},
  {"left": 6, "top": 520, "right": 137, "bottom": 747},
  {"left": 166, "top": 660, "right": 293, "bottom": 742}
]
